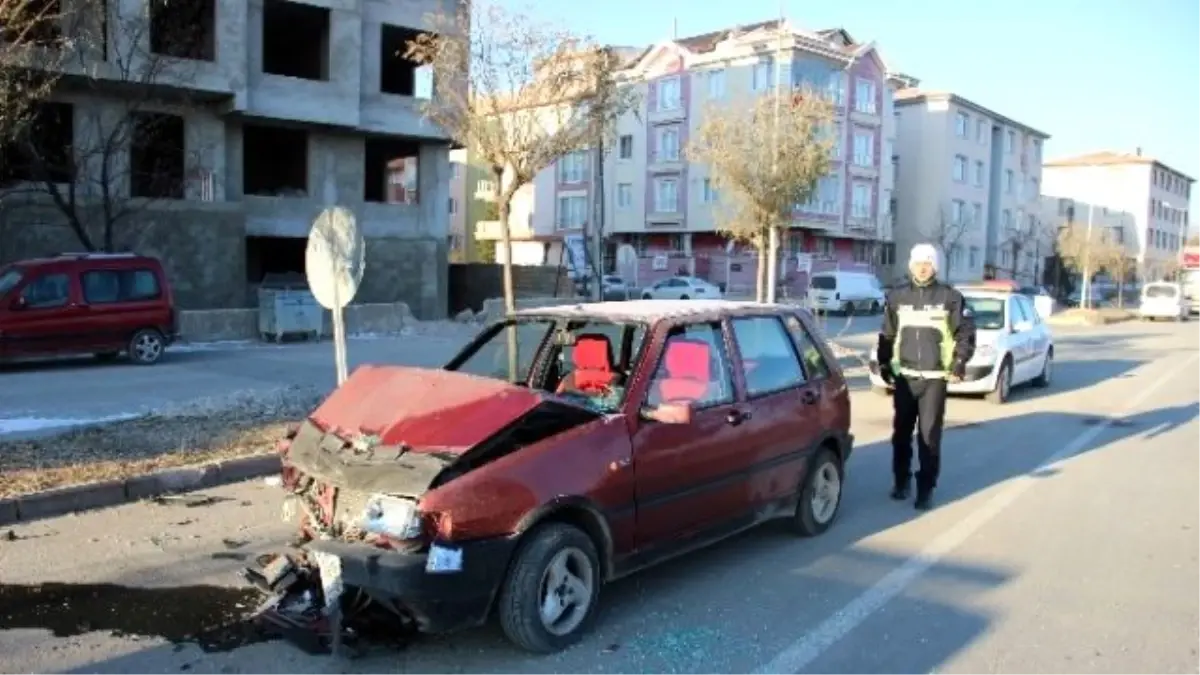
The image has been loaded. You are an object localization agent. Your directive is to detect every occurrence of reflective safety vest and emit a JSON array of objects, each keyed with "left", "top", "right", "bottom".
[{"left": 890, "top": 305, "right": 955, "bottom": 379}]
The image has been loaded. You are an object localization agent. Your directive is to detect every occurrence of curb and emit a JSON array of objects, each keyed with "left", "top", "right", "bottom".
[{"left": 0, "top": 454, "right": 282, "bottom": 527}]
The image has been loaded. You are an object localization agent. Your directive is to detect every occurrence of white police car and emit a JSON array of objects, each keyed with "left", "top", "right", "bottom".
[{"left": 868, "top": 281, "right": 1055, "bottom": 404}]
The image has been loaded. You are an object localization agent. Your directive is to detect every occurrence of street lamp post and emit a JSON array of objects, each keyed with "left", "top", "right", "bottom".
[{"left": 1080, "top": 200, "right": 1095, "bottom": 309}]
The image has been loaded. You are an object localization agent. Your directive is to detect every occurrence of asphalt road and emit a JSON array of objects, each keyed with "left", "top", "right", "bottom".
[
  {"left": 0, "top": 320, "right": 1196, "bottom": 674},
  {"left": 0, "top": 315, "right": 875, "bottom": 428}
]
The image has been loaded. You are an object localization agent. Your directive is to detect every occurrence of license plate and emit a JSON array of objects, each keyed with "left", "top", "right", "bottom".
[{"left": 309, "top": 550, "right": 344, "bottom": 611}]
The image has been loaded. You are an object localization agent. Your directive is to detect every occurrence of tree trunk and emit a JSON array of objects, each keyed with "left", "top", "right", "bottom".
[
  {"left": 1116, "top": 265, "right": 1125, "bottom": 308},
  {"left": 755, "top": 231, "right": 767, "bottom": 303},
  {"left": 496, "top": 169, "right": 518, "bottom": 381},
  {"left": 766, "top": 225, "right": 780, "bottom": 303}
]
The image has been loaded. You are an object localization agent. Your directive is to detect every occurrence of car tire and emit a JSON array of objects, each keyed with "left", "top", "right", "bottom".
[
  {"left": 869, "top": 301, "right": 881, "bottom": 314},
  {"left": 497, "top": 523, "right": 602, "bottom": 654},
  {"left": 128, "top": 328, "right": 166, "bottom": 365},
  {"left": 791, "top": 446, "right": 843, "bottom": 537},
  {"left": 642, "top": 293, "right": 652, "bottom": 300},
  {"left": 841, "top": 301, "right": 854, "bottom": 316},
  {"left": 680, "top": 294, "right": 690, "bottom": 300},
  {"left": 1031, "top": 347, "right": 1052, "bottom": 388},
  {"left": 987, "top": 357, "right": 1012, "bottom": 404}
]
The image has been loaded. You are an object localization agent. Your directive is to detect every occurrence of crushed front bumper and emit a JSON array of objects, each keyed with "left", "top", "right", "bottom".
[{"left": 303, "top": 536, "right": 518, "bottom": 634}]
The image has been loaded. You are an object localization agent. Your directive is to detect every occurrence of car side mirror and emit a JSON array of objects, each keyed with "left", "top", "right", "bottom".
[
  {"left": 640, "top": 402, "right": 693, "bottom": 425},
  {"left": 1012, "top": 320, "right": 1033, "bottom": 333}
]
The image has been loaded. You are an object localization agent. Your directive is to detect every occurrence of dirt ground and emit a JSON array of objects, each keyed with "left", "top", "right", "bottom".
[{"left": 0, "top": 392, "right": 322, "bottom": 499}]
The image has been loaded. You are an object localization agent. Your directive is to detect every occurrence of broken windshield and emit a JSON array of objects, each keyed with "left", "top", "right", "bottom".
[{"left": 446, "top": 316, "right": 648, "bottom": 414}]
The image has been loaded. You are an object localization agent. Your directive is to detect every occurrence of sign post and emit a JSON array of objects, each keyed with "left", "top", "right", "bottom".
[{"left": 305, "top": 206, "right": 365, "bottom": 386}]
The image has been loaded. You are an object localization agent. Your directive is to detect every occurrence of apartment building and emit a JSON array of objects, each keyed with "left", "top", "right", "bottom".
[
  {"left": 893, "top": 90, "right": 1050, "bottom": 285},
  {"left": 474, "top": 22, "right": 907, "bottom": 289},
  {"left": 0, "top": 0, "right": 455, "bottom": 316},
  {"left": 1041, "top": 151, "right": 1194, "bottom": 279}
]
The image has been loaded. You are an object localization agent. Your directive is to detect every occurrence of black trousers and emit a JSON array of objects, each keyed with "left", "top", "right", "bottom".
[{"left": 891, "top": 374, "right": 948, "bottom": 493}]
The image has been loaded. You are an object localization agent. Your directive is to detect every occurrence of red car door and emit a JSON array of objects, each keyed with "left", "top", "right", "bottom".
[
  {"left": 628, "top": 319, "right": 751, "bottom": 547},
  {"left": 726, "top": 314, "right": 826, "bottom": 508},
  {"left": 1, "top": 269, "right": 85, "bottom": 357}
]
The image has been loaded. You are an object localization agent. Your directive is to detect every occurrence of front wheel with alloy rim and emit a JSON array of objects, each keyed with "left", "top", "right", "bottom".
[
  {"left": 987, "top": 357, "right": 1012, "bottom": 404},
  {"left": 128, "top": 328, "right": 165, "bottom": 365},
  {"left": 497, "top": 523, "right": 601, "bottom": 653},
  {"left": 1031, "top": 348, "right": 1053, "bottom": 388},
  {"left": 790, "top": 447, "right": 843, "bottom": 537}
]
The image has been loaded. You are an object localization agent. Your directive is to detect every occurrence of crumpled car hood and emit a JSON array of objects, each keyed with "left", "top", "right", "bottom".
[{"left": 309, "top": 364, "right": 545, "bottom": 455}]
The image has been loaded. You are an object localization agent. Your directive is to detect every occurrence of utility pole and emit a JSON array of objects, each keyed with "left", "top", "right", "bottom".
[
  {"left": 591, "top": 135, "right": 605, "bottom": 301},
  {"left": 1080, "top": 200, "right": 1095, "bottom": 309},
  {"left": 765, "top": 6, "right": 785, "bottom": 303}
]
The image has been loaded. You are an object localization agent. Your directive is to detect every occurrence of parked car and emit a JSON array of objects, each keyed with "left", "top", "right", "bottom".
[
  {"left": 641, "top": 275, "right": 723, "bottom": 300},
  {"left": 1138, "top": 282, "right": 1189, "bottom": 321},
  {"left": 0, "top": 252, "right": 177, "bottom": 365},
  {"left": 867, "top": 285, "right": 1054, "bottom": 404},
  {"left": 600, "top": 275, "right": 631, "bottom": 301},
  {"left": 271, "top": 299, "right": 854, "bottom": 653},
  {"left": 806, "top": 271, "right": 885, "bottom": 315}
]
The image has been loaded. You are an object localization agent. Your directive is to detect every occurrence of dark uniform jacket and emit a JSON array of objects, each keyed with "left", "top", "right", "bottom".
[{"left": 876, "top": 280, "right": 976, "bottom": 379}]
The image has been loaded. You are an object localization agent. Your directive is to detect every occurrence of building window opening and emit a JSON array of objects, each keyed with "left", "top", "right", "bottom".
[
  {"left": 261, "top": 0, "right": 330, "bottom": 81},
  {"left": 365, "top": 137, "right": 419, "bottom": 203},
  {"left": 0, "top": 0, "right": 61, "bottom": 47},
  {"left": 149, "top": 0, "right": 215, "bottom": 61},
  {"left": 379, "top": 24, "right": 432, "bottom": 97},
  {"left": 0, "top": 101, "right": 73, "bottom": 184},
  {"left": 130, "top": 112, "right": 185, "bottom": 199},
  {"left": 245, "top": 235, "right": 306, "bottom": 285},
  {"left": 242, "top": 124, "right": 308, "bottom": 197}
]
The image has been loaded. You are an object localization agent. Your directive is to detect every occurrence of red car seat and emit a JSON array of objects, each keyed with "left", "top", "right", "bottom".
[
  {"left": 557, "top": 334, "right": 617, "bottom": 395},
  {"left": 653, "top": 338, "right": 712, "bottom": 404}
]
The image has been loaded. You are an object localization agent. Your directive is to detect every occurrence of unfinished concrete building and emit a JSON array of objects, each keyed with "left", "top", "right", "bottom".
[{"left": 0, "top": 0, "right": 457, "bottom": 316}]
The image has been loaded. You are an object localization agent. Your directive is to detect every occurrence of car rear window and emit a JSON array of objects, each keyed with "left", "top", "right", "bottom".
[
  {"left": 810, "top": 275, "right": 836, "bottom": 290},
  {"left": 82, "top": 269, "right": 161, "bottom": 304},
  {"left": 0, "top": 268, "right": 22, "bottom": 296},
  {"left": 1144, "top": 284, "right": 1178, "bottom": 299}
]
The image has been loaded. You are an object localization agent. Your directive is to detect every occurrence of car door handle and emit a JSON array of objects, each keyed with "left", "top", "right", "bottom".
[
  {"left": 726, "top": 409, "right": 751, "bottom": 426},
  {"left": 801, "top": 389, "right": 820, "bottom": 405}
]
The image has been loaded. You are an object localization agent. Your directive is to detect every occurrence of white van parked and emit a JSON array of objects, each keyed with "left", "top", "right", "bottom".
[
  {"left": 1139, "top": 282, "right": 1188, "bottom": 321},
  {"left": 806, "top": 271, "right": 885, "bottom": 314}
]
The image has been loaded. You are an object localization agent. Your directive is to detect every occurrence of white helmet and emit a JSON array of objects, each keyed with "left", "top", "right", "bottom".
[{"left": 908, "top": 243, "right": 940, "bottom": 273}]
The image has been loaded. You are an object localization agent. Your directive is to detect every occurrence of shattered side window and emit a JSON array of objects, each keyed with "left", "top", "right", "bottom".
[{"left": 451, "top": 319, "right": 555, "bottom": 383}]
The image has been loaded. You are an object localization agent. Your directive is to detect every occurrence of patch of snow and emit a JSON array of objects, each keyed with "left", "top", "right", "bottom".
[{"left": 0, "top": 413, "right": 139, "bottom": 436}]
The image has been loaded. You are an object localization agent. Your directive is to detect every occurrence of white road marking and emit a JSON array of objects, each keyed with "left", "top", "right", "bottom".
[{"left": 755, "top": 351, "right": 1200, "bottom": 674}]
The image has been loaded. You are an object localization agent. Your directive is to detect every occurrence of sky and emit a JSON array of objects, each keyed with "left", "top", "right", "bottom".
[{"left": 505, "top": 0, "right": 1200, "bottom": 226}]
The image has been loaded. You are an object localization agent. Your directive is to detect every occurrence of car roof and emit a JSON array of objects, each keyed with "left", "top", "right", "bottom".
[
  {"left": 514, "top": 299, "right": 795, "bottom": 324},
  {"left": 19, "top": 252, "right": 159, "bottom": 267},
  {"left": 960, "top": 289, "right": 1012, "bottom": 302}
]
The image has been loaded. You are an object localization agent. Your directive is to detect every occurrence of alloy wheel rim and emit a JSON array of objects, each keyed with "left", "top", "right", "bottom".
[
  {"left": 135, "top": 333, "right": 162, "bottom": 361},
  {"left": 810, "top": 462, "right": 841, "bottom": 524},
  {"left": 537, "top": 547, "right": 594, "bottom": 636}
]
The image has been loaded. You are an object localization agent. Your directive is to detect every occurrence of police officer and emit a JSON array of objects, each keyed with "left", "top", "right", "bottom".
[{"left": 876, "top": 243, "right": 975, "bottom": 510}]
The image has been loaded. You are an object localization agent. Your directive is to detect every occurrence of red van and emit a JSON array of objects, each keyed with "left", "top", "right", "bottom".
[{"left": 0, "top": 252, "right": 178, "bottom": 365}]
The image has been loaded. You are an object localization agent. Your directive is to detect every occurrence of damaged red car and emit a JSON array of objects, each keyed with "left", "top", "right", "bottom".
[{"left": 273, "top": 300, "right": 854, "bottom": 653}]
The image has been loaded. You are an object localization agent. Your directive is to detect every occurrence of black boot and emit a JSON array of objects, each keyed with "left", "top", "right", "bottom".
[
  {"left": 914, "top": 488, "right": 934, "bottom": 511},
  {"left": 890, "top": 476, "right": 911, "bottom": 501}
]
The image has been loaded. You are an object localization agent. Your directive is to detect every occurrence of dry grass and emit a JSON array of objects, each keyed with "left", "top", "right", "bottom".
[{"left": 0, "top": 389, "right": 321, "bottom": 499}]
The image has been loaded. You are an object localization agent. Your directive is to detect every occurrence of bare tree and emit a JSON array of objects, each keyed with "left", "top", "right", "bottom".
[
  {"left": 996, "top": 213, "right": 1049, "bottom": 281},
  {"left": 687, "top": 90, "right": 835, "bottom": 302},
  {"left": 1056, "top": 221, "right": 1115, "bottom": 308},
  {"left": 406, "top": 0, "right": 638, "bottom": 314},
  {"left": 3, "top": 0, "right": 214, "bottom": 252},
  {"left": 918, "top": 205, "right": 973, "bottom": 278},
  {"left": 0, "top": 0, "right": 70, "bottom": 143}
]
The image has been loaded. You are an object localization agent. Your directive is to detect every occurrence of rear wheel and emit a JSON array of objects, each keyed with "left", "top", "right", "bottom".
[
  {"left": 790, "top": 447, "right": 843, "bottom": 537},
  {"left": 841, "top": 301, "right": 854, "bottom": 316},
  {"left": 497, "top": 523, "right": 601, "bottom": 654},
  {"left": 128, "top": 328, "right": 165, "bottom": 365},
  {"left": 869, "top": 300, "right": 881, "bottom": 314},
  {"left": 642, "top": 293, "right": 652, "bottom": 300},
  {"left": 679, "top": 294, "right": 690, "bottom": 300}
]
